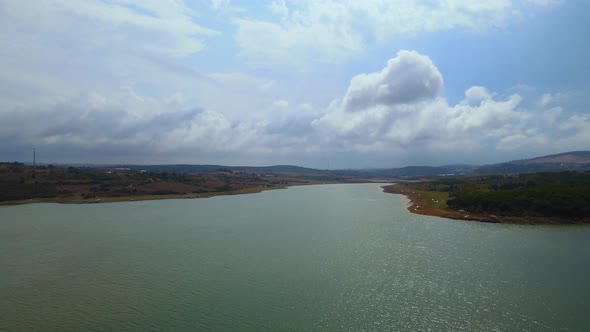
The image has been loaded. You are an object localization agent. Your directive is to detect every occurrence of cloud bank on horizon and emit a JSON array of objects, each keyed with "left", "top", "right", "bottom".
[{"left": 0, "top": 0, "right": 588, "bottom": 168}]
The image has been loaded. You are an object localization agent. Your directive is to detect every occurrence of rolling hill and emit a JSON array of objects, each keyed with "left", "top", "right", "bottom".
[{"left": 52, "top": 150, "right": 590, "bottom": 178}]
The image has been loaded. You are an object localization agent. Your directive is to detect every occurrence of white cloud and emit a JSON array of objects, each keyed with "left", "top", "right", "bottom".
[
  {"left": 0, "top": 0, "right": 222, "bottom": 113},
  {"left": 312, "top": 50, "right": 590, "bottom": 157},
  {"left": 0, "top": 87, "right": 256, "bottom": 160},
  {"left": 268, "top": 0, "right": 289, "bottom": 20},
  {"left": 233, "top": 0, "right": 555, "bottom": 68},
  {"left": 209, "top": 0, "right": 242, "bottom": 12},
  {"left": 525, "top": 0, "right": 563, "bottom": 7},
  {"left": 233, "top": 15, "right": 363, "bottom": 68},
  {"left": 271, "top": 100, "right": 290, "bottom": 110},
  {"left": 539, "top": 93, "right": 553, "bottom": 106},
  {"left": 341, "top": 50, "right": 443, "bottom": 112},
  {"left": 0, "top": 0, "right": 217, "bottom": 58},
  {"left": 464, "top": 86, "right": 493, "bottom": 104},
  {"left": 496, "top": 133, "right": 548, "bottom": 151},
  {"left": 211, "top": 0, "right": 231, "bottom": 10}
]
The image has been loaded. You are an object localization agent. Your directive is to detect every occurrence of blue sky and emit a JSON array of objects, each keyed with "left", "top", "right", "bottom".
[{"left": 0, "top": 0, "right": 588, "bottom": 168}]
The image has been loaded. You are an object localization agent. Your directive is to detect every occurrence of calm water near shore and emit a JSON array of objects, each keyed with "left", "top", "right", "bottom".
[{"left": 1, "top": 184, "right": 589, "bottom": 331}]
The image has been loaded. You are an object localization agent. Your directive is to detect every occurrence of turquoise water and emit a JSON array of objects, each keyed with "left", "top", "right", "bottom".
[{"left": 1, "top": 184, "right": 589, "bottom": 331}]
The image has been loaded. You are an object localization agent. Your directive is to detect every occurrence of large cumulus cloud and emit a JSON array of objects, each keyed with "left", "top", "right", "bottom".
[
  {"left": 341, "top": 50, "right": 443, "bottom": 112},
  {"left": 312, "top": 50, "right": 588, "bottom": 159}
]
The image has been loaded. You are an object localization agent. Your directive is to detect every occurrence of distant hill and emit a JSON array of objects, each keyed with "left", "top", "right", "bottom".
[
  {"left": 53, "top": 150, "right": 590, "bottom": 178},
  {"left": 351, "top": 151, "right": 590, "bottom": 178},
  {"left": 113, "top": 164, "right": 228, "bottom": 173},
  {"left": 474, "top": 151, "right": 590, "bottom": 175},
  {"left": 239, "top": 165, "right": 321, "bottom": 174},
  {"left": 512, "top": 151, "right": 590, "bottom": 165},
  {"left": 110, "top": 164, "right": 322, "bottom": 175}
]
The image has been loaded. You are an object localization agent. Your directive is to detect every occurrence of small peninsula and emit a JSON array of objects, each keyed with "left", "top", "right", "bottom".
[{"left": 382, "top": 171, "right": 590, "bottom": 224}]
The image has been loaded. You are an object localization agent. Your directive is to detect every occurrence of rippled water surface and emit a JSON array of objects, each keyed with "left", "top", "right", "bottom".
[{"left": 1, "top": 184, "right": 589, "bottom": 331}]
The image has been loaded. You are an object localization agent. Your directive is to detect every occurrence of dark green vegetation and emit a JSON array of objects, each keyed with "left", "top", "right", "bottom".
[
  {"left": 0, "top": 162, "right": 357, "bottom": 203},
  {"left": 440, "top": 172, "right": 590, "bottom": 219},
  {"left": 383, "top": 171, "right": 590, "bottom": 223}
]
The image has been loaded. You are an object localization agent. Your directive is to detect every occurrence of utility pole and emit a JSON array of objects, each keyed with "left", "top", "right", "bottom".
[{"left": 33, "top": 147, "right": 36, "bottom": 167}]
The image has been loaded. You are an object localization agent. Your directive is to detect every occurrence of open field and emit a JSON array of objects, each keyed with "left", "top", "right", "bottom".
[{"left": 382, "top": 184, "right": 471, "bottom": 221}]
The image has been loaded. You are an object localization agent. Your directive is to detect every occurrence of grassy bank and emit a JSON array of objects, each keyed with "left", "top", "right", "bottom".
[{"left": 382, "top": 180, "right": 590, "bottom": 225}]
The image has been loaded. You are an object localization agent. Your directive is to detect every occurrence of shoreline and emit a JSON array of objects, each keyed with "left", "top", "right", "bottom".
[
  {"left": 0, "top": 162, "right": 359, "bottom": 207},
  {"left": 0, "top": 184, "right": 291, "bottom": 206},
  {"left": 5, "top": 182, "right": 587, "bottom": 225},
  {"left": 381, "top": 184, "right": 590, "bottom": 225},
  {"left": 0, "top": 181, "right": 361, "bottom": 206}
]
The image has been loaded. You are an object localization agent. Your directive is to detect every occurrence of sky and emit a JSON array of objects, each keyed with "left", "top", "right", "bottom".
[{"left": 0, "top": 0, "right": 589, "bottom": 168}]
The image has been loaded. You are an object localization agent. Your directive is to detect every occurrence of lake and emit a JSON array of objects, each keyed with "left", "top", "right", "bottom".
[{"left": 1, "top": 183, "right": 589, "bottom": 331}]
